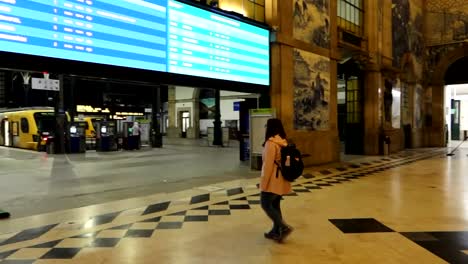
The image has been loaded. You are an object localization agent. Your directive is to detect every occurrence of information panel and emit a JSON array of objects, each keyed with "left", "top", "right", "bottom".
[
  {"left": 0, "top": 0, "right": 270, "bottom": 86},
  {"left": 0, "top": 0, "right": 168, "bottom": 72},
  {"left": 167, "top": 0, "right": 269, "bottom": 85}
]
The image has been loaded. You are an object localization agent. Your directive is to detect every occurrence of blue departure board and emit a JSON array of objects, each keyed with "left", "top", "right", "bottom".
[
  {"left": 167, "top": 0, "right": 269, "bottom": 85},
  {"left": 0, "top": 0, "right": 270, "bottom": 86}
]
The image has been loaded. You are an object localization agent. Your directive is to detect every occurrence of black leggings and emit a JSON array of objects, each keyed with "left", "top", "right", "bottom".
[{"left": 261, "top": 192, "right": 285, "bottom": 234}]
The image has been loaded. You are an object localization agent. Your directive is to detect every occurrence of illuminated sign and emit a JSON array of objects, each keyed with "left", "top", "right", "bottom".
[
  {"left": 77, "top": 105, "right": 110, "bottom": 113},
  {"left": 0, "top": 0, "right": 270, "bottom": 86},
  {"left": 115, "top": 112, "right": 144, "bottom": 116}
]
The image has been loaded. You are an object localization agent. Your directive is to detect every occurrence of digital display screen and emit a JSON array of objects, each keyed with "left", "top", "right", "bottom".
[
  {"left": 167, "top": 1, "right": 269, "bottom": 85},
  {"left": 0, "top": 0, "right": 270, "bottom": 86}
]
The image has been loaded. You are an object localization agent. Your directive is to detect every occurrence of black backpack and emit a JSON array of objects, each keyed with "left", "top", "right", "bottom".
[{"left": 275, "top": 143, "right": 304, "bottom": 182}]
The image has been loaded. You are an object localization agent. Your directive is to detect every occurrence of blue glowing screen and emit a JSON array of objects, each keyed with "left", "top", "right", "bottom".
[{"left": 0, "top": 0, "right": 270, "bottom": 85}]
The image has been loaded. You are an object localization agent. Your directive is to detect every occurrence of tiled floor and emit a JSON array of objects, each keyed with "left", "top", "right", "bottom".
[
  {"left": 1, "top": 146, "right": 467, "bottom": 263},
  {"left": 0, "top": 139, "right": 253, "bottom": 218}
]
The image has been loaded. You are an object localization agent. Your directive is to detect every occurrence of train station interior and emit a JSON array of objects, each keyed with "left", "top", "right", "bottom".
[{"left": 1, "top": 0, "right": 468, "bottom": 263}]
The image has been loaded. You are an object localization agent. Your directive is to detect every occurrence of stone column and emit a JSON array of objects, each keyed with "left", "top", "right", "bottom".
[
  {"left": 363, "top": 69, "right": 382, "bottom": 155},
  {"left": 69, "top": 77, "right": 76, "bottom": 121},
  {"left": 405, "top": 82, "right": 415, "bottom": 147},
  {"left": 186, "top": 99, "right": 200, "bottom": 139},
  {"left": 188, "top": 95, "right": 200, "bottom": 139},
  {"left": 166, "top": 85, "right": 179, "bottom": 138},
  {"left": 54, "top": 74, "right": 66, "bottom": 154},
  {"left": 212, "top": 89, "right": 222, "bottom": 146},
  {"left": 151, "top": 86, "right": 163, "bottom": 147},
  {"left": 429, "top": 83, "right": 445, "bottom": 146}
]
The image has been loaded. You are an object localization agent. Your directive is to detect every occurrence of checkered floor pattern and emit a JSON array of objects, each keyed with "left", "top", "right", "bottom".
[
  {"left": 329, "top": 218, "right": 468, "bottom": 263},
  {"left": 0, "top": 149, "right": 446, "bottom": 262}
]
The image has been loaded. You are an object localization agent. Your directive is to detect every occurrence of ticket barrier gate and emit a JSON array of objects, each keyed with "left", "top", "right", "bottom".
[
  {"left": 95, "top": 121, "right": 117, "bottom": 151},
  {"left": 68, "top": 122, "right": 86, "bottom": 153},
  {"left": 122, "top": 122, "right": 139, "bottom": 150}
]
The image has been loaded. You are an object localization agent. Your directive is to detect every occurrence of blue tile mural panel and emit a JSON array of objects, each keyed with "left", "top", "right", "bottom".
[
  {"left": 293, "top": 0, "right": 330, "bottom": 49},
  {"left": 293, "top": 49, "right": 330, "bottom": 131},
  {"left": 392, "top": 0, "right": 424, "bottom": 79}
]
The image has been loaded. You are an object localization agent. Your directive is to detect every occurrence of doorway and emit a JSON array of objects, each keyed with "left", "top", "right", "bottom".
[
  {"left": 451, "top": 99, "right": 460, "bottom": 140},
  {"left": 180, "top": 111, "right": 190, "bottom": 138},
  {"left": 2, "top": 119, "right": 10, "bottom": 146},
  {"left": 337, "top": 61, "right": 364, "bottom": 155},
  {"left": 444, "top": 84, "right": 468, "bottom": 143}
]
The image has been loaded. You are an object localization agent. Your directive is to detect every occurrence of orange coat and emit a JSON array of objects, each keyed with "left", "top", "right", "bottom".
[{"left": 260, "top": 135, "right": 292, "bottom": 195}]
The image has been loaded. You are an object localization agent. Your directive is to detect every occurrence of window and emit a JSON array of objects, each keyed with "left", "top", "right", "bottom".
[
  {"left": 12, "top": 122, "right": 19, "bottom": 136},
  {"left": 346, "top": 77, "right": 362, "bottom": 124},
  {"left": 21, "top": 118, "right": 29, "bottom": 133},
  {"left": 190, "top": 0, "right": 265, "bottom": 22},
  {"left": 34, "top": 112, "right": 56, "bottom": 132},
  {"left": 337, "top": 0, "right": 363, "bottom": 36},
  {"left": 242, "top": 0, "right": 265, "bottom": 22}
]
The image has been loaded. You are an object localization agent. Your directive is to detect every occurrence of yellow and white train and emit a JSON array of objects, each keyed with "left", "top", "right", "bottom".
[{"left": 0, "top": 107, "right": 60, "bottom": 151}]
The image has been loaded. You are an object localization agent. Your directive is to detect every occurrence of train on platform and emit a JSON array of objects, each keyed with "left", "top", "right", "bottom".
[
  {"left": 0, "top": 107, "right": 64, "bottom": 151},
  {"left": 1, "top": 108, "right": 141, "bottom": 152}
]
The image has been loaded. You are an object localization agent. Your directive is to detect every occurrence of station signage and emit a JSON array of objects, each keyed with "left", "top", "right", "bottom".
[
  {"left": 0, "top": 0, "right": 270, "bottom": 86},
  {"left": 31, "top": 77, "right": 60, "bottom": 91},
  {"left": 76, "top": 105, "right": 110, "bottom": 113}
]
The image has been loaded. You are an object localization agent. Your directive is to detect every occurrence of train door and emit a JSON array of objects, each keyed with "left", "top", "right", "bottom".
[
  {"left": 2, "top": 119, "right": 10, "bottom": 147},
  {"left": 10, "top": 121, "right": 19, "bottom": 147}
]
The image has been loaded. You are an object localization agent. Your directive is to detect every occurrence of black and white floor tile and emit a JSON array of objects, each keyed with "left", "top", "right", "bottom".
[
  {"left": 0, "top": 149, "right": 447, "bottom": 263},
  {"left": 329, "top": 217, "right": 468, "bottom": 264}
]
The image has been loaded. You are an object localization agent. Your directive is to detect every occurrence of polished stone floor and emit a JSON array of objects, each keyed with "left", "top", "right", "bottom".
[
  {"left": 0, "top": 144, "right": 465, "bottom": 263},
  {"left": 0, "top": 137, "right": 374, "bottom": 219},
  {"left": 0, "top": 138, "right": 255, "bottom": 218}
]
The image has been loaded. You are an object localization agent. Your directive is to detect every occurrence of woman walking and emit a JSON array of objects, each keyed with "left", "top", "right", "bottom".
[{"left": 260, "top": 118, "right": 293, "bottom": 242}]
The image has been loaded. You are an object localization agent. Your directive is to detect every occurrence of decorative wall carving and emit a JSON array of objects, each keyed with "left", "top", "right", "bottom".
[
  {"left": 401, "top": 82, "right": 411, "bottom": 125},
  {"left": 293, "top": 49, "right": 330, "bottom": 130},
  {"left": 425, "top": 43, "right": 465, "bottom": 75},
  {"left": 392, "top": 0, "right": 424, "bottom": 80},
  {"left": 425, "top": 0, "right": 468, "bottom": 46},
  {"left": 414, "top": 84, "right": 423, "bottom": 129},
  {"left": 293, "top": 0, "right": 330, "bottom": 49},
  {"left": 424, "top": 1, "right": 468, "bottom": 83}
]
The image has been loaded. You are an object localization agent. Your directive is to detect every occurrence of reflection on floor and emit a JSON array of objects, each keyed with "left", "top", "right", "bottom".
[
  {"left": 2, "top": 147, "right": 468, "bottom": 263},
  {"left": 0, "top": 138, "right": 251, "bottom": 218},
  {"left": 0, "top": 136, "right": 402, "bottom": 219}
]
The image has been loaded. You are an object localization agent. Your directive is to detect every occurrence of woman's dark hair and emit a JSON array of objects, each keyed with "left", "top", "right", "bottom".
[{"left": 263, "top": 118, "right": 286, "bottom": 146}]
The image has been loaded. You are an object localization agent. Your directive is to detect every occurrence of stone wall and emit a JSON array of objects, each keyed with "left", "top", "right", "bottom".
[{"left": 266, "top": 0, "right": 339, "bottom": 165}]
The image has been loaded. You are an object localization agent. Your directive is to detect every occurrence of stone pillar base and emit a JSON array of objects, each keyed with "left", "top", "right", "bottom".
[
  {"left": 186, "top": 127, "right": 196, "bottom": 139},
  {"left": 429, "top": 127, "right": 445, "bottom": 147},
  {"left": 166, "top": 127, "right": 180, "bottom": 138}
]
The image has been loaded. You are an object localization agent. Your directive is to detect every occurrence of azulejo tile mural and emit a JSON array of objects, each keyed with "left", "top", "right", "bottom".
[
  {"left": 414, "top": 84, "right": 423, "bottom": 129},
  {"left": 425, "top": 1, "right": 468, "bottom": 45},
  {"left": 425, "top": 1, "right": 468, "bottom": 77},
  {"left": 293, "top": 0, "right": 330, "bottom": 49},
  {"left": 293, "top": 49, "right": 330, "bottom": 131},
  {"left": 392, "top": 0, "right": 424, "bottom": 79}
]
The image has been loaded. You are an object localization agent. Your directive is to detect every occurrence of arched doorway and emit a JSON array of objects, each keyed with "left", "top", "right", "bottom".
[
  {"left": 428, "top": 43, "right": 468, "bottom": 146},
  {"left": 444, "top": 57, "right": 468, "bottom": 142}
]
